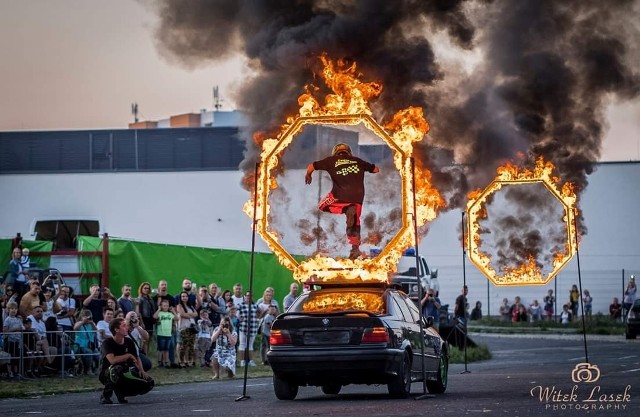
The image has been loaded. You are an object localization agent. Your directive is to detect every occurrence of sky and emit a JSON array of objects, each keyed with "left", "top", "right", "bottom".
[{"left": 0, "top": 0, "right": 638, "bottom": 162}]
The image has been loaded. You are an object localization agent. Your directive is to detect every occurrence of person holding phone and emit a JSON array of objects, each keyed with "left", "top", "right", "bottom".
[{"left": 210, "top": 316, "right": 237, "bottom": 379}]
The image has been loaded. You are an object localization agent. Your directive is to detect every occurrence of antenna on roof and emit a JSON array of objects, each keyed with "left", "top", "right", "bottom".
[
  {"left": 213, "top": 86, "right": 222, "bottom": 111},
  {"left": 131, "top": 102, "right": 139, "bottom": 123}
]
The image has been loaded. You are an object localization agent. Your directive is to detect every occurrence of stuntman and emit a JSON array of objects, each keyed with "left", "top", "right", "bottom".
[{"left": 305, "top": 143, "right": 379, "bottom": 259}]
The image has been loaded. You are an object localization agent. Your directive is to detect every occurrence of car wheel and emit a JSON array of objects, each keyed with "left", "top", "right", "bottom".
[
  {"left": 321, "top": 384, "right": 341, "bottom": 395},
  {"left": 388, "top": 351, "right": 411, "bottom": 398},
  {"left": 273, "top": 375, "right": 298, "bottom": 400},
  {"left": 426, "top": 352, "right": 448, "bottom": 394}
]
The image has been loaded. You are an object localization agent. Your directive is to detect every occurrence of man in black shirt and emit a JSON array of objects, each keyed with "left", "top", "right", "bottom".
[
  {"left": 99, "top": 318, "right": 149, "bottom": 404},
  {"left": 305, "top": 143, "right": 379, "bottom": 259}
]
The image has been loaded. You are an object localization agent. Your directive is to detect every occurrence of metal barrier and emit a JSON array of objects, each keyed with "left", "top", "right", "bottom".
[{"left": 0, "top": 328, "right": 100, "bottom": 380}]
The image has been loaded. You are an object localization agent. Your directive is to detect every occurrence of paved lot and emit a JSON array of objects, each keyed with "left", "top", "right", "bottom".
[{"left": 1, "top": 333, "right": 638, "bottom": 416}]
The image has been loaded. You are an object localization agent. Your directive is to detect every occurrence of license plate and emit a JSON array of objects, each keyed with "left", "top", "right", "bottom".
[{"left": 303, "top": 330, "right": 350, "bottom": 345}]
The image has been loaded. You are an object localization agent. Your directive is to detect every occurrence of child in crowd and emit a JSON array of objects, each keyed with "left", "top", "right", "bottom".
[
  {"left": 196, "top": 310, "right": 213, "bottom": 367},
  {"left": 2, "top": 302, "right": 23, "bottom": 378},
  {"left": 228, "top": 306, "right": 239, "bottom": 330},
  {"left": 153, "top": 299, "right": 175, "bottom": 368},
  {"left": 260, "top": 305, "right": 277, "bottom": 365}
]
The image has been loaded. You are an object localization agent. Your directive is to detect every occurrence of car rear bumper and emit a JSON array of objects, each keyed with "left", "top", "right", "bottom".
[
  {"left": 626, "top": 319, "right": 640, "bottom": 334},
  {"left": 267, "top": 347, "right": 404, "bottom": 386}
]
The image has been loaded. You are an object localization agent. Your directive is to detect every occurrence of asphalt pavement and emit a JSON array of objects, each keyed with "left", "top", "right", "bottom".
[{"left": 1, "top": 332, "right": 638, "bottom": 417}]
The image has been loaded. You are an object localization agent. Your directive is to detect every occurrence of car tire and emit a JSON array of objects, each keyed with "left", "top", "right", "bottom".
[
  {"left": 321, "top": 384, "right": 341, "bottom": 395},
  {"left": 426, "top": 352, "right": 448, "bottom": 394},
  {"left": 388, "top": 351, "right": 411, "bottom": 398},
  {"left": 273, "top": 375, "right": 298, "bottom": 400}
]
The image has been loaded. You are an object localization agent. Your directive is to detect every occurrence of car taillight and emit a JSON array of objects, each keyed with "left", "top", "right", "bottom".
[
  {"left": 270, "top": 329, "right": 292, "bottom": 345},
  {"left": 361, "top": 327, "right": 389, "bottom": 343}
]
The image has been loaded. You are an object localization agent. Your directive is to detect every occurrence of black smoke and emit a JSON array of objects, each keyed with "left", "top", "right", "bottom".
[{"left": 148, "top": 0, "right": 640, "bottom": 259}]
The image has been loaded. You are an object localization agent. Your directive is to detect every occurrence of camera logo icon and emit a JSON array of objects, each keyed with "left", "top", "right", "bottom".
[{"left": 571, "top": 362, "right": 600, "bottom": 383}]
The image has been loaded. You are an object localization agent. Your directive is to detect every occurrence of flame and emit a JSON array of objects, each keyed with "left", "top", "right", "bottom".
[
  {"left": 302, "top": 292, "right": 385, "bottom": 314},
  {"left": 244, "top": 54, "right": 444, "bottom": 284},
  {"left": 465, "top": 156, "right": 579, "bottom": 286}
]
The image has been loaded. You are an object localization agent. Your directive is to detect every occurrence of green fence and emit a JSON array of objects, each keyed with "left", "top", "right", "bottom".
[{"left": 76, "top": 236, "right": 300, "bottom": 303}]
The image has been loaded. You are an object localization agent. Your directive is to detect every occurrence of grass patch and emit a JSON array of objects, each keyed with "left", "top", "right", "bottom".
[
  {"left": 449, "top": 344, "right": 492, "bottom": 363},
  {"left": 469, "top": 314, "right": 624, "bottom": 335}
]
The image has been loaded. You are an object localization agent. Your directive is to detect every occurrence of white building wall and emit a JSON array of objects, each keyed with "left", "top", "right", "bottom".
[{"left": 0, "top": 163, "right": 638, "bottom": 316}]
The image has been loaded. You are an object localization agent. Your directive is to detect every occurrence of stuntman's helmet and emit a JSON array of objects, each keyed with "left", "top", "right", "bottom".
[{"left": 332, "top": 143, "right": 352, "bottom": 156}]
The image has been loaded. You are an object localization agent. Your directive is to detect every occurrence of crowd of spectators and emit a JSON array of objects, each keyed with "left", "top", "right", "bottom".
[{"left": 1, "top": 259, "right": 292, "bottom": 382}]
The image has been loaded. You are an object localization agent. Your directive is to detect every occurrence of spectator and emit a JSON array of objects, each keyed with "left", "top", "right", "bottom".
[
  {"left": 218, "top": 289, "right": 234, "bottom": 315},
  {"left": 20, "top": 248, "right": 32, "bottom": 269},
  {"left": 135, "top": 282, "right": 156, "bottom": 353},
  {"left": 7, "top": 247, "right": 27, "bottom": 296},
  {"left": 174, "top": 279, "right": 199, "bottom": 309},
  {"left": 208, "top": 283, "right": 220, "bottom": 299},
  {"left": 117, "top": 284, "right": 135, "bottom": 315},
  {"left": 19, "top": 279, "right": 42, "bottom": 317},
  {"left": 582, "top": 289, "right": 593, "bottom": 320},
  {"left": 196, "top": 309, "right": 213, "bottom": 367},
  {"left": 499, "top": 298, "right": 511, "bottom": 322},
  {"left": 453, "top": 286, "right": 469, "bottom": 323},
  {"left": 560, "top": 304, "right": 572, "bottom": 324},
  {"left": 260, "top": 305, "right": 277, "bottom": 365},
  {"left": 528, "top": 299, "right": 543, "bottom": 322},
  {"left": 153, "top": 280, "right": 175, "bottom": 309},
  {"left": 514, "top": 304, "right": 528, "bottom": 323},
  {"left": 609, "top": 297, "right": 622, "bottom": 321},
  {"left": 42, "top": 286, "right": 56, "bottom": 321},
  {"left": 420, "top": 289, "right": 441, "bottom": 331},
  {"left": 256, "top": 287, "right": 279, "bottom": 318},
  {"left": 2, "top": 301, "right": 22, "bottom": 378},
  {"left": 176, "top": 291, "right": 198, "bottom": 368},
  {"left": 125, "top": 311, "right": 151, "bottom": 371},
  {"left": 27, "top": 305, "right": 55, "bottom": 366},
  {"left": 231, "top": 283, "right": 244, "bottom": 307},
  {"left": 228, "top": 306, "right": 239, "bottom": 330},
  {"left": 211, "top": 315, "right": 237, "bottom": 379},
  {"left": 282, "top": 283, "right": 299, "bottom": 311},
  {"left": 83, "top": 284, "right": 110, "bottom": 322},
  {"left": 44, "top": 316, "right": 75, "bottom": 373},
  {"left": 543, "top": 289, "right": 555, "bottom": 321},
  {"left": 106, "top": 297, "right": 118, "bottom": 312},
  {"left": 73, "top": 309, "right": 99, "bottom": 375},
  {"left": 470, "top": 301, "right": 482, "bottom": 321},
  {"left": 509, "top": 296, "right": 522, "bottom": 317},
  {"left": 153, "top": 299, "right": 175, "bottom": 368},
  {"left": 199, "top": 285, "right": 222, "bottom": 327},
  {"left": 569, "top": 285, "right": 580, "bottom": 320},
  {"left": 623, "top": 277, "right": 637, "bottom": 318},
  {"left": 53, "top": 285, "right": 76, "bottom": 332},
  {"left": 22, "top": 317, "right": 45, "bottom": 378},
  {"left": 237, "top": 291, "right": 259, "bottom": 367},
  {"left": 115, "top": 309, "right": 125, "bottom": 319},
  {"left": 97, "top": 307, "right": 115, "bottom": 347}
]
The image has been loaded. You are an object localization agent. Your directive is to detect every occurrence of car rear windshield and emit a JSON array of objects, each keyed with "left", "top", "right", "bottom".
[{"left": 292, "top": 289, "right": 387, "bottom": 314}]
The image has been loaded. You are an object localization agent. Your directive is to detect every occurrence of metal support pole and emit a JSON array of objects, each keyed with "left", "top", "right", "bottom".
[
  {"left": 410, "top": 158, "right": 432, "bottom": 400},
  {"left": 461, "top": 211, "right": 470, "bottom": 374},
  {"left": 236, "top": 163, "right": 259, "bottom": 402}
]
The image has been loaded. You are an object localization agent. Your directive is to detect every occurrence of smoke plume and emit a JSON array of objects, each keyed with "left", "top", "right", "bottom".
[{"left": 149, "top": 0, "right": 640, "bottom": 259}]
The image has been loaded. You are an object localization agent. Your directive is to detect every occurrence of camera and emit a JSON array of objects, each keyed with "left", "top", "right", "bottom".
[
  {"left": 223, "top": 323, "right": 229, "bottom": 329},
  {"left": 131, "top": 318, "right": 138, "bottom": 325}
]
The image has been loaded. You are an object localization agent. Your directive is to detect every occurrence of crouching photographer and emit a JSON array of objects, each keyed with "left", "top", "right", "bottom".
[{"left": 99, "top": 318, "right": 153, "bottom": 405}]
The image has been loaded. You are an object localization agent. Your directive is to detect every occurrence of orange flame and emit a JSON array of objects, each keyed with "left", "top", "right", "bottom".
[
  {"left": 465, "top": 156, "right": 579, "bottom": 286},
  {"left": 244, "top": 54, "right": 444, "bottom": 284},
  {"left": 302, "top": 292, "right": 385, "bottom": 314}
]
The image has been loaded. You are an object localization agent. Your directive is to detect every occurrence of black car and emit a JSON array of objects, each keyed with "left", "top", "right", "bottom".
[
  {"left": 626, "top": 299, "right": 640, "bottom": 339},
  {"left": 267, "top": 284, "right": 449, "bottom": 400}
]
